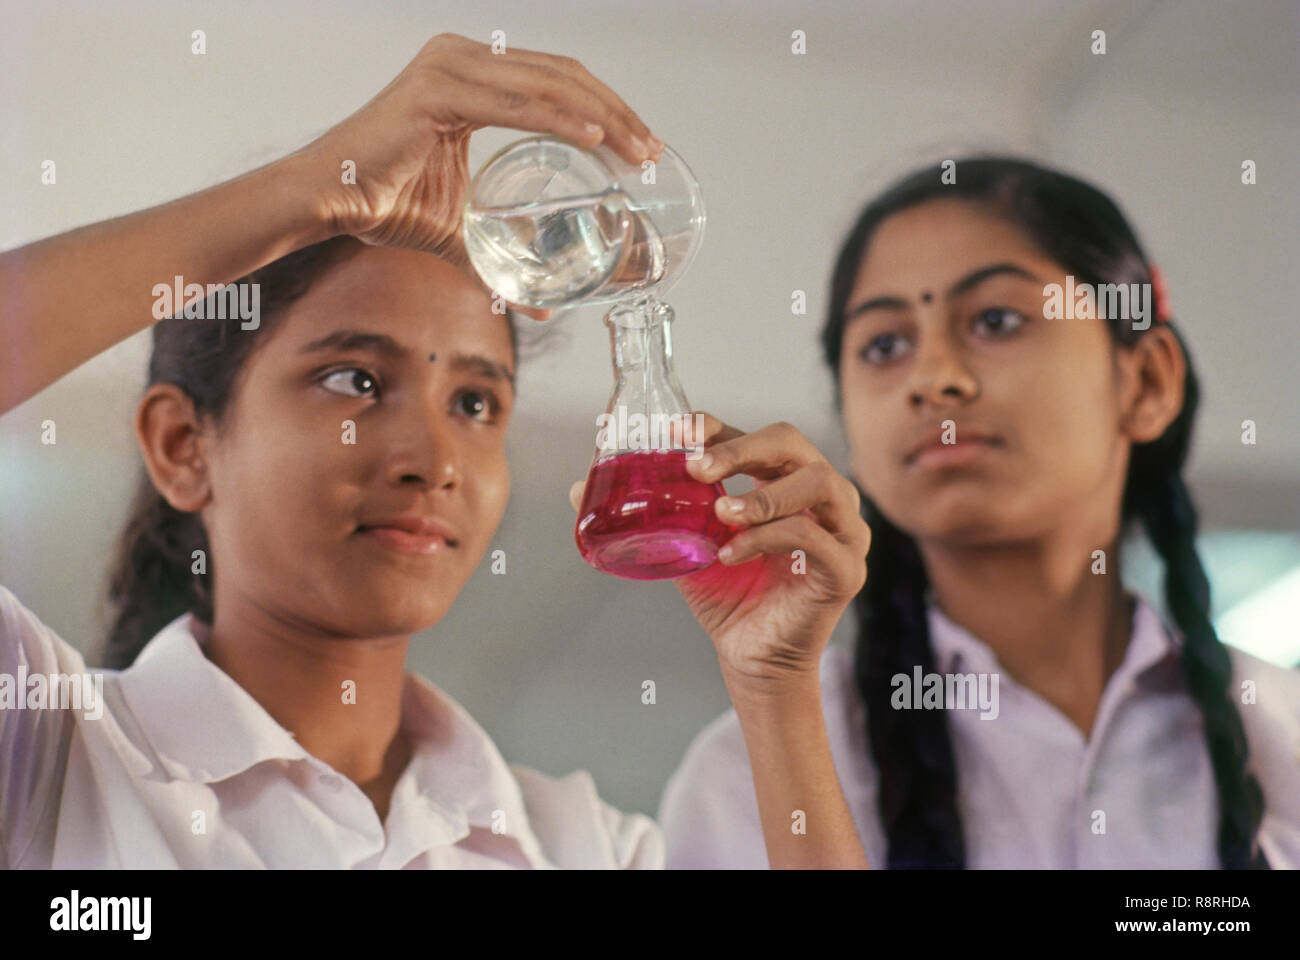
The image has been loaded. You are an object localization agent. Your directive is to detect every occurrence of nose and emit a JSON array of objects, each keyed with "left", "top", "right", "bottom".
[
  {"left": 383, "top": 403, "right": 462, "bottom": 490},
  {"left": 906, "top": 331, "right": 979, "bottom": 409}
]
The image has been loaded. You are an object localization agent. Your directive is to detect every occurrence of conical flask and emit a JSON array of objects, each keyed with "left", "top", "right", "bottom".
[{"left": 574, "top": 296, "right": 732, "bottom": 580}]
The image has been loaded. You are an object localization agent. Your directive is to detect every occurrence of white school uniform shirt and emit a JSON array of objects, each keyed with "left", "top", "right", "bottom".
[
  {"left": 659, "top": 594, "right": 1300, "bottom": 869},
  {"left": 0, "top": 585, "right": 663, "bottom": 869}
]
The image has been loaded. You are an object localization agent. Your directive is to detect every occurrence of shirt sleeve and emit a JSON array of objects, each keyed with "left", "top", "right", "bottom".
[
  {"left": 0, "top": 584, "right": 88, "bottom": 869},
  {"left": 658, "top": 644, "right": 875, "bottom": 870},
  {"left": 512, "top": 764, "right": 665, "bottom": 869},
  {"left": 657, "top": 707, "right": 770, "bottom": 869}
]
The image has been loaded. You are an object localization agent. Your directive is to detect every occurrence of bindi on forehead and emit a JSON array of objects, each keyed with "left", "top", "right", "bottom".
[
  {"left": 428, "top": 352, "right": 436, "bottom": 362},
  {"left": 920, "top": 291, "right": 933, "bottom": 304}
]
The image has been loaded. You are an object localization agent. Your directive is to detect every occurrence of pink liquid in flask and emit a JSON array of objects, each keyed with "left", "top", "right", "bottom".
[{"left": 576, "top": 448, "right": 732, "bottom": 580}]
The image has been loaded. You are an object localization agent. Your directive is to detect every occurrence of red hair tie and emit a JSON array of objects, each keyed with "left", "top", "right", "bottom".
[{"left": 1148, "top": 263, "right": 1172, "bottom": 324}]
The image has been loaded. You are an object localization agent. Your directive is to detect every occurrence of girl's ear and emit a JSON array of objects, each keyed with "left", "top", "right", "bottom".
[
  {"left": 1118, "top": 326, "right": 1186, "bottom": 444},
  {"left": 134, "top": 384, "right": 214, "bottom": 513}
]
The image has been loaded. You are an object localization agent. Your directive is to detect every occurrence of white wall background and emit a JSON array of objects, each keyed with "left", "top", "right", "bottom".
[{"left": 2, "top": 0, "right": 1297, "bottom": 816}]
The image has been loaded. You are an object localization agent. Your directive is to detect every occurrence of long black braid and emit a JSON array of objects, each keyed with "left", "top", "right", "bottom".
[
  {"left": 856, "top": 503, "right": 963, "bottom": 867},
  {"left": 1125, "top": 361, "right": 1269, "bottom": 868},
  {"left": 822, "top": 157, "right": 1269, "bottom": 869}
]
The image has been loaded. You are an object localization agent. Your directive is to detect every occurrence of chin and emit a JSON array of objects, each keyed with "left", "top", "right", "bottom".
[
  {"left": 891, "top": 490, "right": 1021, "bottom": 546},
  {"left": 319, "top": 583, "right": 458, "bottom": 638},
  {"left": 378, "top": 593, "right": 458, "bottom": 632}
]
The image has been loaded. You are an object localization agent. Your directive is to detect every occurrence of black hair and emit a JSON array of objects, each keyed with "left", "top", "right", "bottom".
[
  {"left": 99, "top": 237, "right": 519, "bottom": 670},
  {"left": 820, "top": 156, "right": 1268, "bottom": 869}
]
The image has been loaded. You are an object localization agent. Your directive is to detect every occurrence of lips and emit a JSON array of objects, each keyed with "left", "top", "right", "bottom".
[
  {"left": 903, "top": 428, "right": 1004, "bottom": 467},
  {"left": 356, "top": 514, "right": 460, "bottom": 555}
]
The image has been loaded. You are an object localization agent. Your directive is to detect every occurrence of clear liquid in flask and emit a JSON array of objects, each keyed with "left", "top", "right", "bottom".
[{"left": 464, "top": 190, "right": 667, "bottom": 308}]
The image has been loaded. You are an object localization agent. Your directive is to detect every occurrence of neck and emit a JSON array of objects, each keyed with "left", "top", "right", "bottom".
[
  {"left": 203, "top": 595, "right": 411, "bottom": 791},
  {"left": 918, "top": 526, "right": 1134, "bottom": 740}
]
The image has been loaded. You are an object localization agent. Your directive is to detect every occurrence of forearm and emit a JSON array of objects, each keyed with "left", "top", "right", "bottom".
[
  {"left": 727, "top": 670, "right": 870, "bottom": 869},
  {"left": 0, "top": 150, "right": 334, "bottom": 415}
]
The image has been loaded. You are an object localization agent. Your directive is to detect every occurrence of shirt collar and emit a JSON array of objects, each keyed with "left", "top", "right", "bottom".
[
  {"left": 118, "top": 613, "right": 309, "bottom": 783},
  {"left": 396, "top": 670, "right": 553, "bottom": 867},
  {"left": 925, "top": 591, "right": 1183, "bottom": 685},
  {"left": 118, "top": 613, "right": 552, "bottom": 867}
]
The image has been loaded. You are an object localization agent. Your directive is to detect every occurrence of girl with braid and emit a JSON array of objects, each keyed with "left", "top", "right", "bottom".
[{"left": 660, "top": 157, "right": 1300, "bottom": 868}]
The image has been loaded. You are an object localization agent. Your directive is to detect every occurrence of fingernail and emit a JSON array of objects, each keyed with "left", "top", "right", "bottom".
[
  {"left": 583, "top": 122, "right": 604, "bottom": 137},
  {"left": 648, "top": 134, "right": 665, "bottom": 152},
  {"left": 630, "top": 135, "right": 649, "bottom": 157},
  {"left": 718, "top": 544, "right": 734, "bottom": 563},
  {"left": 717, "top": 497, "right": 744, "bottom": 515},
  {"left": 693, "top": 453, "right": 713, "bottom": 472}
]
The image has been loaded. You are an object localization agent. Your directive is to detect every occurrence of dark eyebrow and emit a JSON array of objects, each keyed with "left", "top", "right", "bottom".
[
  {"left": 845, "top": 263, "right": 1043, "bottom": 321},
  {"left": 298, "top": 329, "right": 407, "bottom": 360},
  {"left": 448, "top": 352, "right": 516, "bottom": 394},
  {"left": 299, "top": 330, "right": 515, "bottom": 393}
]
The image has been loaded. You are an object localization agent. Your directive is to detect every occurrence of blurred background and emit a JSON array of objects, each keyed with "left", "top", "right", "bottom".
[{"left": 2, "top": 0, "right": 1297, "bottom": 818}]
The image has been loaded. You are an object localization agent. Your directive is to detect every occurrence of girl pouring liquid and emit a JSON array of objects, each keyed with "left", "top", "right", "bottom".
[{"left": 0, "top": 34, "right": 869, "bottom": 869}]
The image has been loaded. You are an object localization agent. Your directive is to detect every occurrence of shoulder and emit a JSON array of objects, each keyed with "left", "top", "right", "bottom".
[
  {"left": 0, "top": 585, "right": 96, "bottom": 869},
  {"left": 1225, "top": 646, "right": 1300, "bottom": 723},
  {"left": 1224, "top": 648, "right": 1300, "bottom": 775},
  {"left": 508, "top": 763, "right": 664, "bottom": 870},
  {"left": 1225, "top": 645, "right": 1300, "bottom": 767},
  {"left": 0, "top": 583, "right": 89, "bottom": 674},
  {"left": 657, "top": 644, "right": 876, "bottom": 869}
]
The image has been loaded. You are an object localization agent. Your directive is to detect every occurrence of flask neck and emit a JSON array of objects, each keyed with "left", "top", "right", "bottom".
[{"left": 599, "top": 297, "right": 693, "bottom": 453}]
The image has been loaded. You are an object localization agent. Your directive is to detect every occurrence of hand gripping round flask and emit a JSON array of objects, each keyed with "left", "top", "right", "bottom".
[
  {"left": 574, "top": 296, "right": 731, "bottom": 579},
  {"left": 463, "top": 136, "right": 724, "bottom": 579}
]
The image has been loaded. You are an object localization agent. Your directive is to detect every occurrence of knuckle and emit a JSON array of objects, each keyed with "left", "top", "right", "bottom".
[
  {"left": 693, "top": 411, "right": 718, "bottom": 440},
  {"left": 809, "top": 459, "right": 834, "bottom": 484},
  {"left": 497, "top": 88, "right": 531, "bottom": 110},
  {"left": 725, "top": 529, "right": 753, "bottom": 556},
  {"left": 832, "top": 473, "right": 858, "bottom": 508},
  {"left": 846, "top": 481, "right": 862, "bottom": 512},
  {"left": 427, "top": 32, "right": 465, "bottom": 52},
  {"left": 791, "top": 514, "right": 821, "bottom": 541},
  {"left": 748, "top": 488, "right": 775, "bottom": 521},
  {"left": 535, "top": 63, "right": 566, "bottom": 85}
]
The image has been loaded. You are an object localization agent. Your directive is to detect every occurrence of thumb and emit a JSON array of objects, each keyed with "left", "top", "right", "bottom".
[{"left": 568, "top": 480, "right": 585, "bottom": 512}]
